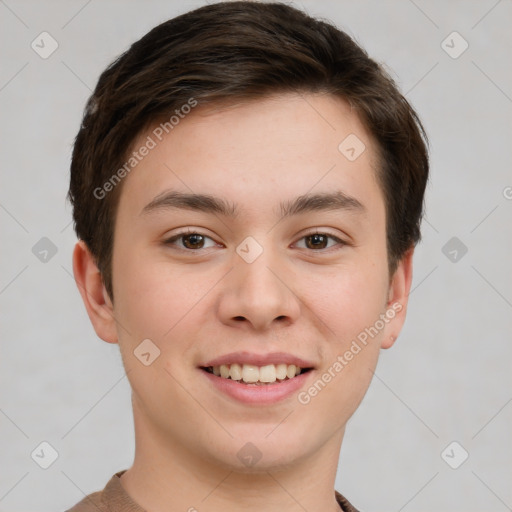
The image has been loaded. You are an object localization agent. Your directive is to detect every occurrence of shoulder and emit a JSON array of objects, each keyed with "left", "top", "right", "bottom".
[
  {"left": 335, "top": 489, "right": 360, "bottom": 512},
  {"left": 65, "top": 489, "right": 105, "bottom": 512},
  {"left": 64, "top": 471, "right": 135, "bottom": 512}
]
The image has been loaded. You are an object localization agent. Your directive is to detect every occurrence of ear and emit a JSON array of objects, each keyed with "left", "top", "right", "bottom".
[
  {"left": 380, "top": 247, "right": 414, "bottom": 349},
  {"left": 72, "top": 240, "right": 118, "bottom": 344}
]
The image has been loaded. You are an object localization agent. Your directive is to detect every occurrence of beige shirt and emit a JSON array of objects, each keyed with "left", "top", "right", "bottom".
[{"left": 66, "top": 470, "right": 360, "bottom": 512}]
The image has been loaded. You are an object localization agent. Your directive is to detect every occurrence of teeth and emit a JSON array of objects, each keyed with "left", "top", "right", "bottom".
[
  {"left": 275, "top": 364, "right": 287, "bottom": 380},
  {"left": 259, "top": 364, "right": 276, "bottom": 382},
  {"left": 220, "top": 364, "right": 230, "bottom": 378},
  {"left": 229, "top": 363, "right": 242, "bottom": 381},
  {"left": 241, "top": 364, "right": 259, "bottom": 383},
  {"left": 210, "top": 363, "right": 305, "bottom": 384}
]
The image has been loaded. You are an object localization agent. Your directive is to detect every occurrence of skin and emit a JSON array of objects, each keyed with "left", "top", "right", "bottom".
[{"left": 73, "top": 93, "right": 414, "bottom": 512}]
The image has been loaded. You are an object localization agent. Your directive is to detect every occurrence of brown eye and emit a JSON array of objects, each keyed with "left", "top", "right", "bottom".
[
  {"left": 295, "top": 232, "right": 346, "bottom": 251},
  {"left": 164, "top": 231, "right": 217, "bottom": 250},
  {"left": 305, "top": 234, "right": 329, "bottom": 249},
  {"left": 181, "top": 233, "right": 205, "bottom": 249}
]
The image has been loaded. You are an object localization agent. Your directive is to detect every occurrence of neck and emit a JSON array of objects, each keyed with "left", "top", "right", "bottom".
[{"left": 120, "top": 399, "right": 345, "bottom": 512}]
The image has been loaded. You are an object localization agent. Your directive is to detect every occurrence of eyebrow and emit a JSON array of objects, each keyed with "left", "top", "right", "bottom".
[{"left": 141, "top": 189, "right": 366, "bottom": 219}]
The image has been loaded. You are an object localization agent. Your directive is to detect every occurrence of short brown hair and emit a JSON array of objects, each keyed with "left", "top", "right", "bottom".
[{"left": 69, "top": 0, "right": 429, "bottom": 300}]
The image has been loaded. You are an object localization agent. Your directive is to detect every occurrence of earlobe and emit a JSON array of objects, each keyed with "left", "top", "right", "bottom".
[
  {"left": 72, "top": 241, "right": 118, "bottom": 344},
  {"left": 381, "top": 248, "right": 414, "bottom": 349}
]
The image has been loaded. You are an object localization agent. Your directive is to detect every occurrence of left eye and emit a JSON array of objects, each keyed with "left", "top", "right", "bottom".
[{"left": 295, "top": 233, "right": 344, "bottom": 250}]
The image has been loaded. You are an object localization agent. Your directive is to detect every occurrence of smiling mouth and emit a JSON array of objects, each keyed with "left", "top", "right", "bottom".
[{"left": 200, "top": 363, "right": 313, "bottom": 385}]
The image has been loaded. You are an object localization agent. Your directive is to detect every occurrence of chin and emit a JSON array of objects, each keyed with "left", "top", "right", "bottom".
[{"left": 206, "top": 430, "right": 312, "bottom": 473}]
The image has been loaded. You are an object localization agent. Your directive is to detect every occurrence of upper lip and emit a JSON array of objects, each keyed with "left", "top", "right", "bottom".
[{"left": 199, "top": 351, "right": 316, "bottom": 369}]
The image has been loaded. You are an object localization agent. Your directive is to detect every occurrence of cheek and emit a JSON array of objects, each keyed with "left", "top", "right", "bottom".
[
  {"left": 304, "top": 260, "right": 389, "bottom": 342},
  {"left": 298, "top": 267, "right": 387, "bottom": 424},
  {"left": 112, "top": 249, "right": 187, "bottom": 343},
  {"left": 112, "top": 247, "right": 223, "bottom": 363}
]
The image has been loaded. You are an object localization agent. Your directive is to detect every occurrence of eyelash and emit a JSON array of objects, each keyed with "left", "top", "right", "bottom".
[{"left": 163, "top": 229, "right": 348, "bottom": 253}]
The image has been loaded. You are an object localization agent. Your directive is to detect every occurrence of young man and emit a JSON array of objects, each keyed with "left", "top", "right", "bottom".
[{"left": 67, "top": 1, "right": 429, "bottom": 511}]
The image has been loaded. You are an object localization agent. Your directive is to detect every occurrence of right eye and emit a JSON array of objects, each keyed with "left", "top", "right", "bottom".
[{"left": 163, "top": 230, "right": 219, "bottom": 251}]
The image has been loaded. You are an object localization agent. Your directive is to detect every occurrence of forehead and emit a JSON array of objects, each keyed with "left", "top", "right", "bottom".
[{"left": 116, "top": 93, "right": 383, "bottom": 221}]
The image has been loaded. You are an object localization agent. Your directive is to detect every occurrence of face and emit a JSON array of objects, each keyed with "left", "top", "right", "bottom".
[{"left": 77, "top": 93, "right": 412, "bottom": 473}]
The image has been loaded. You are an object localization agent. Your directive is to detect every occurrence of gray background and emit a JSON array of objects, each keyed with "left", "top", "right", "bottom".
[{"left": 1, "top": 1, "right": 511, "bottom": 511}]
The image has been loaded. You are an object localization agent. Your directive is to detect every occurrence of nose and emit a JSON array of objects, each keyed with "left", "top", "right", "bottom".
[{"left": 216, "top": 245, "right": 301, "bottom": 331}]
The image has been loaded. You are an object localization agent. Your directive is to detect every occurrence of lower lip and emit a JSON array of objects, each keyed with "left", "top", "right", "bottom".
[{"left": 200, "top": 368, "right": 313, "bottom": 405}]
